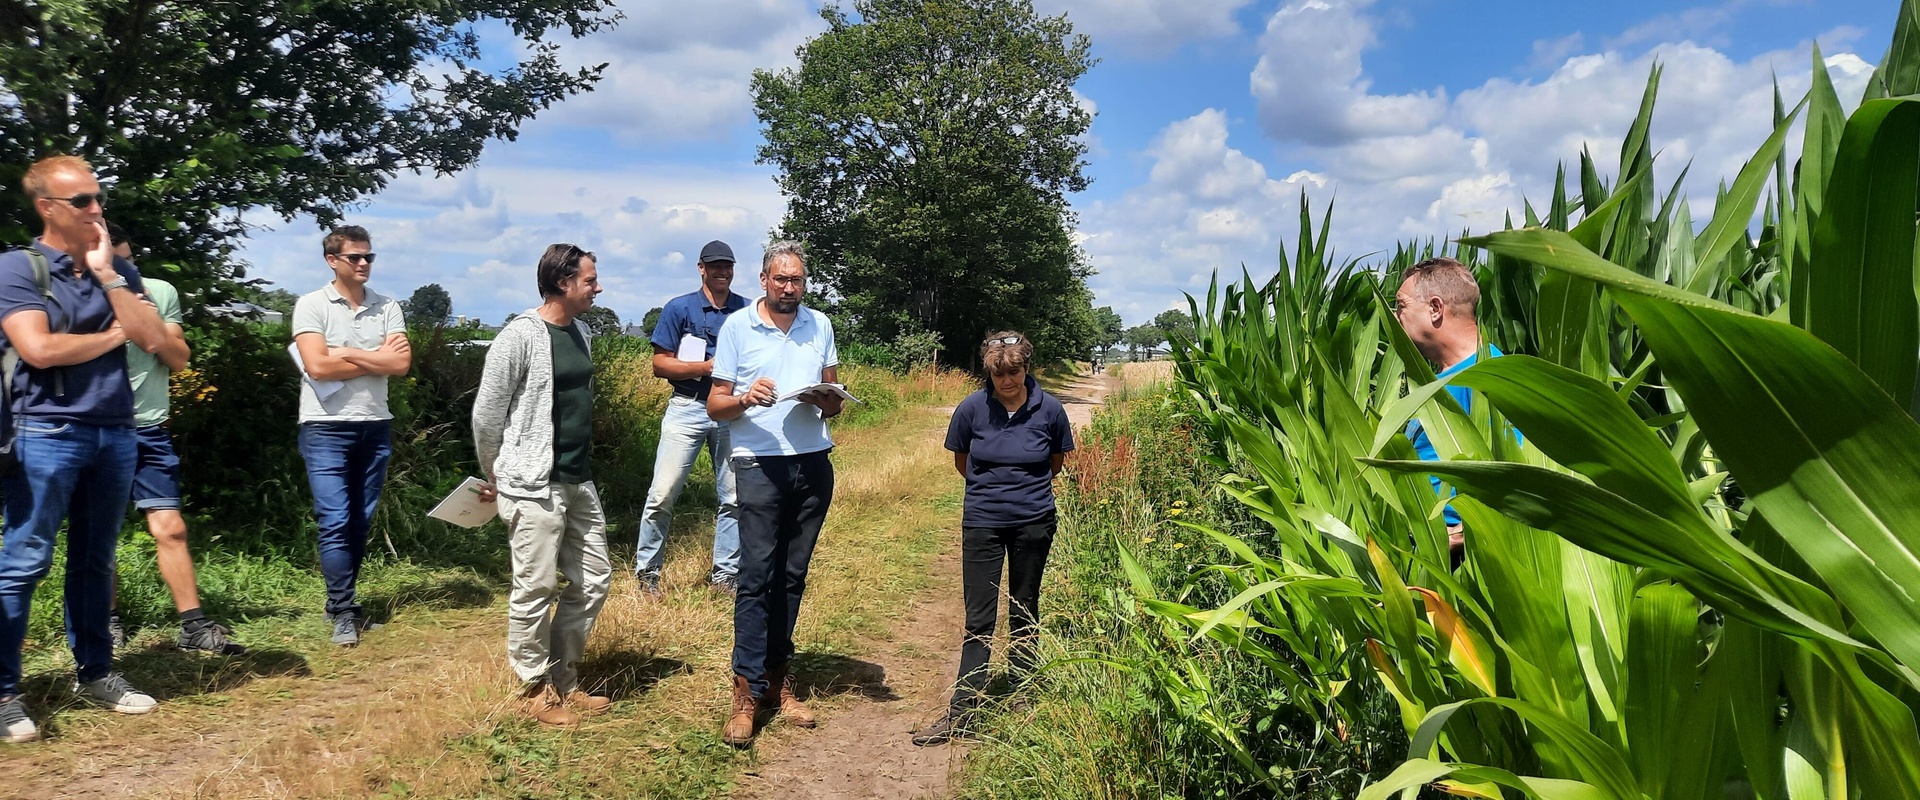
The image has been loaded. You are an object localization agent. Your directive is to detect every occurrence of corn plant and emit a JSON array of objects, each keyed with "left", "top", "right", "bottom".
[{"left": 1129, "top": 1, "right": 1920, "bottom": 797}]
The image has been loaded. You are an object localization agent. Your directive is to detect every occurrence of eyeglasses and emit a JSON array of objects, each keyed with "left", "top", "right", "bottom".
[
  {"left": 768, "top": 274, "right": 805, "bottom": 287},
  {"left": 983, "top": 336, "right": 1022, "bottom": 346},
  {"left": 43, "top": 192, "right": 106, "bottom": 210},
  {"left": 331, "top": 253, "right": 377, "bottom": 265}
]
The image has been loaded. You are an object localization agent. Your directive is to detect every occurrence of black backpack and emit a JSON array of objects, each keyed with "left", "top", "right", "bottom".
[{"left": 0, "top": 247, "right": 66, "bottom": 476}]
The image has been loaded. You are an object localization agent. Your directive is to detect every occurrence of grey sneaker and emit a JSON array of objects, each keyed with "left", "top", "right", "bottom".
[
  {"left": 108, "top": 611, "right": 127, "bottom": 650},
  {"left": 72, "top": 673, "right": 158, "bottom": 715},
  {"left": 331, "top": 612, "right": 361, "bottom": 647},
  {"left": 710, "top": 573, "right": 738, "bottom": 598},
  {"left": 638, "top": 572, "right": 663, "bottom": 597},
  {"left": 0, "top": 694, "right": 37, "bottom": 742},
  {"left": 179, "top": 620, "right": 248, "bottom": 656}
]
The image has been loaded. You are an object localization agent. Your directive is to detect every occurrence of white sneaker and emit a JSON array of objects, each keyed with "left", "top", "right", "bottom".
[
  {"left": 0, "top": 694, "right": 37, "bottom": 742},
  {"left": 73, "top": 673, "right": 158, "bottom": 714}
]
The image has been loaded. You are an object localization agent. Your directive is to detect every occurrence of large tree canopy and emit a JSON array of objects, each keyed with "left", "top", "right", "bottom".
[
  {"left": 0, "top": 0, "right": 617, "bottom": 302},
  {"left": 752, "top": 0, "right": 1100, "bottom": 367}
]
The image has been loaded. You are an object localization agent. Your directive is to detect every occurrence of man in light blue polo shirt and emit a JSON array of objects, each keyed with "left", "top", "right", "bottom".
[
  {"left": 706, "top": 239, "right": 843, "bottom": 747},
  {"left": 633, "top": 240, "right": 748, "bottom": 597}
]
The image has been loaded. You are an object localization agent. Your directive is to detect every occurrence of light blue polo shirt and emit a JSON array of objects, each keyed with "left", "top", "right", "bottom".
[{"left": 711, "top": 299, "right": 839, "bottom": 458}]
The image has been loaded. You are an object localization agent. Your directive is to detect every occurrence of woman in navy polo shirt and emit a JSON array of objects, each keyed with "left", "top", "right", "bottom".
[{"left": 913, "top": 331, "right": 1074, "bottom": 746}]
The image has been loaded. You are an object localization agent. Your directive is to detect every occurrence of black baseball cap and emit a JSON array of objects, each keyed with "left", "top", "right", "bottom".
[{"left": 699, "top": 240, "right": 735, "bottom": 265}]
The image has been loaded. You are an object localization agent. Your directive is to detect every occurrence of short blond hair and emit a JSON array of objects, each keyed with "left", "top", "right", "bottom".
[
  {"left": 22, "top": 155, "right": 93, "bottom": 199},
  {"left": 981, "top": 331, "right": 1034, "bottom": 375}
]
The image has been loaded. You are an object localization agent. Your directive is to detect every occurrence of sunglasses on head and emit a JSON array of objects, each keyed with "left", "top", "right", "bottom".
[
  {"left": 44, "top": 192, "right": 106, "bottom": 210},
  {"left": 332, "top": 253, "right": 377, "bottom": 265},
  {"left": 984, "top": 336, "right": 1022, "bottom": 346}
]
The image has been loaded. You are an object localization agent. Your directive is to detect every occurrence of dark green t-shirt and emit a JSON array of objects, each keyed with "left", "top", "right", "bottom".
[{"left": 548, "top": 322, "right": 594, "bottom": 484}]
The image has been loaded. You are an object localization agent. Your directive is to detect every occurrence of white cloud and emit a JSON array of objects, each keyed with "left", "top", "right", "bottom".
[
  {"left": 536, "top": 0, "right": 825, "bottom": 141},
  {"left": 238, "top": 164, "right": 786, "bottom": 325},
  {"left": 1036, "top": 0, "right": 1255, "bottom": 55},
  {"left": 1081, "top": 1, "right": 1877, "bottom": 324}
]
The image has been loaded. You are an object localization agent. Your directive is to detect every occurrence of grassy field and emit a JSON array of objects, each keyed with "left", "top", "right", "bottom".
[{"left": 10, "top": 366, "right": 973, "bottom": 799}]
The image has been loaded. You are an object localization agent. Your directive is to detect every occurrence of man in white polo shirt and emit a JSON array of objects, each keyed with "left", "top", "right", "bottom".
[
  {"left": 291, "top": 225, "right": 410, "bottom": 647},
  {"left": 706, "top": 239, "right": 843, "bottom": 747}
]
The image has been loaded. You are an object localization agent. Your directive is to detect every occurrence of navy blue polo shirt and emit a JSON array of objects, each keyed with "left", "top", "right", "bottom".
[
  {"left": 651, "top": 288, "right": 748, "bottom": 401},
  {"left": 945, "top": 375, "right": 1076, "bottom": 528},
  {"left": 0, "top": 240, "right": 146, "bottom": 425}
]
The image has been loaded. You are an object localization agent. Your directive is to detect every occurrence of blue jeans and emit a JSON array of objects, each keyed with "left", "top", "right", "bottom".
[
  {"left": 298, "top": 421, "right": 392, "bottom": 617},
  {"left": 731, "top": 450, "right": 833, "bottom": 697},
  {"left": 634, "top": 396, "right": 739, "bottom": 579},
  {"left": 0, "top": 421, "right": 136, "bottom": 696}
]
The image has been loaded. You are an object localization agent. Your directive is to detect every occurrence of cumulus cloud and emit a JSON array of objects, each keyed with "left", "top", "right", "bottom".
[
  {"left": 538, "top": 0, "right": 825, "bottom": 141},
  {"left": 1036, "top": 0, "right": 1255, "bottom": 55},
  {"left": 239, "top": 165, "right": 786, "bottom": 325},
  {"left": 1083, "top": 0, "right": 1877, "bottom": 323}
]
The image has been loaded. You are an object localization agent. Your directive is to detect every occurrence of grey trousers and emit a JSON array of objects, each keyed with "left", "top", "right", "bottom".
[{"left": 501, "top": 481, "right": 612, "bottom": 694}]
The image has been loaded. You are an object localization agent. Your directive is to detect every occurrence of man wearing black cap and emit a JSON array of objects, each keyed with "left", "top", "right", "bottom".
[{"left": 634, "top": 241, "right": 749, "bottom": 596}]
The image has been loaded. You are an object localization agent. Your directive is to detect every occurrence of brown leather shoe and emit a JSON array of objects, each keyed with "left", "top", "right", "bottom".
[
  {"left": 565, "top": 690, "right": 611, "bottom": 715},
  {"left": 723, "top": 675, "right": 758, "bottom": 747},
  {"left": 765, "top": 662, "right": 816, "bottom": 728},
  {"left": 522, "top": 683, "right": 580, "bottom": 727}
]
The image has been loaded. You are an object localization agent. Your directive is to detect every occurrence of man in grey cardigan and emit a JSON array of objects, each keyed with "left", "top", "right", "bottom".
[{"left": 472, "top": 244, "right": 612, "bottom": 727}]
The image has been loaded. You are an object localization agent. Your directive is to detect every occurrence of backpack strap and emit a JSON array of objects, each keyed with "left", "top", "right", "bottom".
[{"left": 11, "top": 247, "right": 66, "bottom": 397}]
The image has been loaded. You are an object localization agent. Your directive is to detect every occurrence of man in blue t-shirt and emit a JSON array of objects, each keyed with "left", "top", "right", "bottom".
[
  {"left": 0, "top": 156, "right": 173, "bottom": 742},
  {"left": 633, "top": 240, "right": 748, "bottom": 596},
  {"left": 1393, "top": 257, "right": 1500, "bottom": 557}
]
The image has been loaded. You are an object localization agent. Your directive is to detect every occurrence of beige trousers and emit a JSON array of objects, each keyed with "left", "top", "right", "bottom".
[{"left": 501, "top": 481, "right": 612, "bottom": 695}]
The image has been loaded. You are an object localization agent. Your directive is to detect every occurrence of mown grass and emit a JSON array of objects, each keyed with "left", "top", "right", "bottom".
[{"left": 10, "top": 360, "right": 973, "bottom": 799}]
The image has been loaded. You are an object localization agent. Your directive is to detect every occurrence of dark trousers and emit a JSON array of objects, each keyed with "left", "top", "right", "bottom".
[
  {"left": 951, "top": 517, "right": 1055, "bottom": 713},
  {"left": 297, "top": 421, "right": 393, "bottom": 617},
  {"left": 731, "top": 450, "right": 834, "bottom": 697}
]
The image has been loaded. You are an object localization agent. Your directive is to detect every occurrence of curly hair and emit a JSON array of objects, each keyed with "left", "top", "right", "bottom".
[{"left": 980, "top": 331, "right": 1034, "bottom": 376}]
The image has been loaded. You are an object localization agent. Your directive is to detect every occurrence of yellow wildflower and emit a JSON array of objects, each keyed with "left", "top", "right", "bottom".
[
  {"left": 1169, "top": 507, "right": 1185, "bottom": 517},
  {"left": 1172, "top": 542, "right": 1186, "bottom": 550},
  {"left": 1141, "top": 537, "right": 1156, "bottom": 545}
]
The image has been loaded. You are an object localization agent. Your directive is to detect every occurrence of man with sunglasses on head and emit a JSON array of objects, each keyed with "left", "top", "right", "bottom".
[
  {"left": 292, "top": 225, "right": 410, "bottom": 647},
  {"left": 0, "top": 155, "right": 172, "bottom": 742}
]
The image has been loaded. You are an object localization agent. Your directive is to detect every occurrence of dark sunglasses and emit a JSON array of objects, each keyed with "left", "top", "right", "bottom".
[
  {"left": 44, "top": 192, "right": 106, "bottom": 210},
  {"left": 983, "top": 335, "right": 1022, "bottom": 346},
  {"left": 332, "top": 253, "right": 377, "bottom": 265}
]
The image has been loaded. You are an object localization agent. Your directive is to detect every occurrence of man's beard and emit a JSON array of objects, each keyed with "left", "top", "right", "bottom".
[{"left": 769, "top": 296, "right": 801, "bottom": 314}]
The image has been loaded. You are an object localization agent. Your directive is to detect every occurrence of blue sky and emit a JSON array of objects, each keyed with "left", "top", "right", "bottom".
[{"left": 235, "top": 0, "right": 1891, "bottom": 329}]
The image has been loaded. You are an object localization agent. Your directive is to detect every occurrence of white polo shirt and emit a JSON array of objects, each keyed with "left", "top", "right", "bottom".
[
  {"left": 711, "top": 299, "right": 839, "bottom": 457},
  {"left": 292, "top": 282, "right": 407, "bottom": 423}
]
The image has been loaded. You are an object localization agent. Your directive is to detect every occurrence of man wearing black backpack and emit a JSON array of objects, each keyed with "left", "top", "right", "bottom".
[{"left": 0, "top": 155, "right": 171, "bottom": 743}]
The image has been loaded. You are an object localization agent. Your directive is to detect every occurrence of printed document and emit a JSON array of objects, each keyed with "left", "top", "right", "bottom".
[
  {"left": 428, "top": 477, "right": 498, "bottom": 528},
  {"left": 776, "top": 382, "right": 865, "bottom": 405}
]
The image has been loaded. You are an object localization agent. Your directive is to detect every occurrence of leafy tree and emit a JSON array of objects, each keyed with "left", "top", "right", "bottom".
[
  {"left": 1093, "top": 305, "right": 1123, "bottom": 357},
  {"left": 641, "top": 306, "right": 663, "bottom": 337},
  {"left": 0, "top": 1, "right": 620, "bottom": 304},
  {"left": 752, "top": 0, "right": 1098, "bottom": 368},
  {"left": 1152, "top": 308, "right": 1194, "bottom": 348},
  {"left": 232, "top": 283, "right": 300, "bottom": 315},
  {"left": 1123, "top": 324, "right": 1164, "bottom": 360},
  {"left": 577, "top": 305, "right": 620, "bottom": 336},
  {"left": 401, "top": 283, "right": 453, "bottom": 328}
]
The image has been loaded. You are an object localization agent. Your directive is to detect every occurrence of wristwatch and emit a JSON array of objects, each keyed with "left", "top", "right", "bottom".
[{"left": 100, "top": 276, "right": 128, "bottom": 292}]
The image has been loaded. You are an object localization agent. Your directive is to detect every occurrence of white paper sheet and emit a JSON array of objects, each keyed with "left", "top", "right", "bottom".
[
  {"left": 775, "top": 382, "right": 865, "bottom": 405},
  {"left": 287, "top": 342, "right": 348, "bottom": 401},
  {"left": 428, "top": 477, "right": 498, "bottom": 528},
  {"left": 676, "top": 334, "right": 706, "bottom": 362}
]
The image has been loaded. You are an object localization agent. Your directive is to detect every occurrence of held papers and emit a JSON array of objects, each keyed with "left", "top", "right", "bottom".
[
  {"left": 287, "top": 343, "right": 347, "bottom": 402},
  {"left": 676, "top": 334, "right": 706, "bottom": 363},
  {"left": 775, "top": 382, "right": 865, "bottom": 405},
  {"left": 428, "top": 477, "right": 498, "bottom": 528}
]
